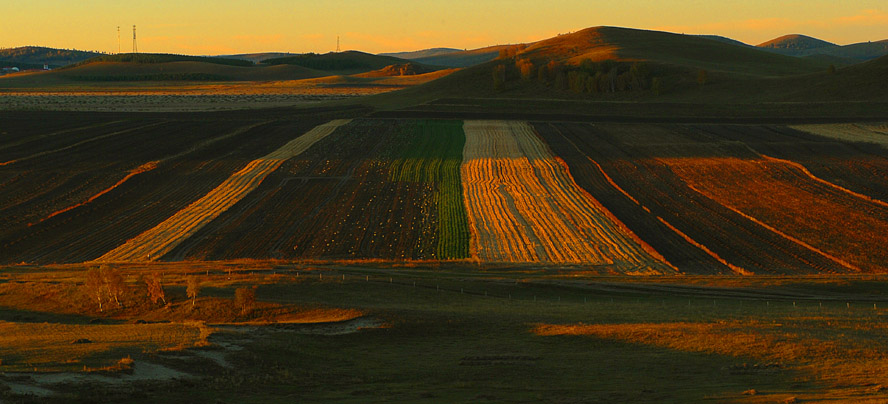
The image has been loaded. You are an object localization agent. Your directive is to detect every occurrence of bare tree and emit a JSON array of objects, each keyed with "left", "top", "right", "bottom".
[
  {"left": 85, "top": 267, "right": 106, "bottom": 312},
  {"left": 103, "top": 266, "right": 126, "bottom": 308},
  {"left": 234, "top": 286, "right": 256, "bottom": 314},
  {"left": 186, "top": 276, "right": 201, "bottom": 308},
  {"left": 145, "top": 271, "right": 166, "bottom": 305}
]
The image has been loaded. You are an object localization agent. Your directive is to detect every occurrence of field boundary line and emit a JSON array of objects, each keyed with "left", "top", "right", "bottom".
[
  {"left": 0, "top": 120, "right": 125, "bottom": 152},
  {"left": 32, "top": 161, "right": 160, "bottom": 226},
  {"left": 28, "top": 121, "right": 272, "bottom": 226},
  {"left": 0, "top": 121, "right": 165, "bottom": 166},
  {"left": 586, "top": 157, "right": 745, "bottom": 275},
  {"left": 684, "top": 183, "right": 862, "bottom": 273},
  {"left": 758, "top": 153, "right": 888, "bottom": 210},
  {"left": 94, "top": 119, "right": 351, "bottom": 262}
]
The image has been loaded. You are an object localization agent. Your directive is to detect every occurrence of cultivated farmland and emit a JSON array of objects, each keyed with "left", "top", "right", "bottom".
[
  {"left": 461, "top": 120, "right": 673, "bottom": 271},
  {"left": 533, "top": 122, "right": 888, "bottom": 274},
  {"left": 168, "top": 119, "right": 469, "bottom": 261}
]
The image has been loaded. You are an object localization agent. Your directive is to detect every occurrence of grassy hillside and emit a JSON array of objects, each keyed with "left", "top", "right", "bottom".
[
  {"left": 357, "top": 27, "right": 887, "bottom": 113},
  {"left": 67, "top": 53, "right": 254, "bottom": 68},
  {"left": 0, "top": 61, "right": 329, "bottom": 86},
  {"left": 262, "top": 51, "right": 439, "bottom": 74},
  {"left": 758, "top": 34, "right": 837, "bottom": 51},
  {"left": 379, "top": 48, "right": 462, "bottom": 60},
  {"left": 0, "top": 46, "right": 103, "bottom": 67},
  {"left": 410, "top": 45, "right": 510, "bottom": 67},
  {"left": 215, "top": 52, "right": 297, "bottom": 63},
  {"left": 517, "top": 27, "right": 829, "bottom": 77},
  {"left": 756, "top": 35, "right": 888, "bottom": 61}
]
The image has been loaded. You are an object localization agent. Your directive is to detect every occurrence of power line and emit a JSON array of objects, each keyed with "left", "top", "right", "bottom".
[
  {"left": 336, "top": 35, "right": 340, "bottom": 53},
  {"left": 117, "top": 26, "right": 120, "bottom": 54},
  {"left": 132, "top": 25, "right": 138, "bottom": 53}
]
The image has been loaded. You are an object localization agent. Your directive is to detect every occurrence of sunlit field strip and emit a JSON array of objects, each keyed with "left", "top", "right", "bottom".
[
  {"left": 461, "top": 120, "right": 674, "bottom": 271},
  {"left": 791, "top": 123, "right": 888, "bottom": 148},
  {"left": 664, "top": 157, "right": 888, "bottom": 272},
  {"left": 96, "top": 119, "right": 350, "bottom": 262}
]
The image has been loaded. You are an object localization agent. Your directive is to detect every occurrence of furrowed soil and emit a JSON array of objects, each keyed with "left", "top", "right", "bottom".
[
  {"left": 533, "top": 122, "right": 888, "bottom": 274},
  {"left": 460, "top": 120, "right": 673, "bottom": 272},
  {"left": 0, "top": 109, "right": 357, "bottom": 264},
  {"left": 166, "top": 119, "right": 469, "bottom": 261}
]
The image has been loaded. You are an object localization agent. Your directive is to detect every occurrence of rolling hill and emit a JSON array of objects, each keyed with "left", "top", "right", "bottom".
[
  {"left": 261, "top": 51, "right": 441, "bottom": 75},
  {"left": 0, "top": 46, "right": 104, "bottom": 68},
  {"left": 757, "top": 35, "right": 888, "bottom": 61},
  {"left": 66, "top": 53, "right": 254, "bottom": 68},
  {"left": 758, "top": 34, "right": 837, "bottom": 52},
  {"left": 361, "top": 26, "right": 887, "bottom": 112},
  {"left": 215, "top": 52, "right": 297, "bottom": 64},
  {"left": 406, "top": 45, "right": 510, "bottom": 67},
  {"left": 379, "top": 48, "right": 462, "bottom": 60}
]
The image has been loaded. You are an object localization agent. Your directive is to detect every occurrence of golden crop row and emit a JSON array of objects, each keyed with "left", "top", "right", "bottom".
[
  {"left": 96, "top": 119, "right": 351, "bottom": 262},
  {"left": 461, "top": 120, "right": 674, "bottom": 271}
]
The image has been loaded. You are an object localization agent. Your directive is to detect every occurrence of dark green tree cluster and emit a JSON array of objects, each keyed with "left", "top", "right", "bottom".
[
  {"left": 556, "top": 60, "right": 653, "bottom": 94},
  {"left": 70, "top": 53, "right": 252, "bottom": 67}
]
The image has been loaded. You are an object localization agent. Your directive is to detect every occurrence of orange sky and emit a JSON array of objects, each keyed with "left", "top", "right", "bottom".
[{"left": 1, "top": 1, "right": 886, "bottom": 55}]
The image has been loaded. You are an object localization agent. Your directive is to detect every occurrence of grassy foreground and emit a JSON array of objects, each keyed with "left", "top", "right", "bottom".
[{"left": 1, "top": 262, "right": 888, "bottom": 402}]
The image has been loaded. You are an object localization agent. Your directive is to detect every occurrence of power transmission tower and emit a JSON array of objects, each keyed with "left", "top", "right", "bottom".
[
  {"left": 117, "top": 26, "right": 120, "bottom": 54},
  {"left": 336, "top": 35, "right": 340, "bottom": 53},
  {"left": 132, "top": 25, "right": 138, "bottom": 53}
]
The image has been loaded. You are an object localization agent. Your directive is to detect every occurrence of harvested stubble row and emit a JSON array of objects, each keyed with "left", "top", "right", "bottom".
[
  {"left": 96, "top": 119, "right": 351, "bottom": 262},
  {"left": 460, "top": 120, "right": 674, "bottom": 272}
]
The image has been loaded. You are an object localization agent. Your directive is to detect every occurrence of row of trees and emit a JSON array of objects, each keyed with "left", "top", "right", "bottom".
[
  {"left": 83, "top": 267, "right": 199, "bottom": 311},
  {"left": 493, "top": 57, "right": 663, "bottom": 95},
  {"left": 82, "top": 267, "right": 256, "bottom": 314}
]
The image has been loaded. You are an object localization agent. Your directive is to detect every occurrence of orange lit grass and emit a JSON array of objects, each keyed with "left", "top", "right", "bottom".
[
  {"left": 0, "top": 321, "right": 210, "bottom": 372},
  {"left": 533, "top": 321, "right": 888, "bottom": 396}
]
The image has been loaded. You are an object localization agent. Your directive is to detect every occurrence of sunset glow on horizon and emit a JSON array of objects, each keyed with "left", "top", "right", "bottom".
[{"left": 1, "top": 0, "right": 887, "bottom": 55}]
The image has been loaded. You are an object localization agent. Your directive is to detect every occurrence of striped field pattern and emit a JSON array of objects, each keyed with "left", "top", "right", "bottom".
[{"left": 460, "top": 120, "right": 674, "bottom": 272}]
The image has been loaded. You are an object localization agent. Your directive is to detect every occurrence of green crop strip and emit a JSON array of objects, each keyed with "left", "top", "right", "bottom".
[{"left": 387, "top": 120, "right": 469, "bottom": 259}]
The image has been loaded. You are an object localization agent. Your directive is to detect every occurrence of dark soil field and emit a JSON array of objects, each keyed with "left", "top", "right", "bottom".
[{"left": 2, "top": 105, "right": 888, "bottom": 403}]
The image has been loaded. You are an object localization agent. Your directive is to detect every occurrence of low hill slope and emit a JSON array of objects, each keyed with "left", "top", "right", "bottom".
[
  {"left": 361, "top": 26, "right": 885, "bottom": 110},
  {"left": 215, "top": 53, "right": 296, "bottom": 63},
  {"left": 354, "top": 63, "right": 438, "bottom": 78},
  {"left": 0, "top": 60, "right": 328, "bottom": 85},
  {"left": 410, "top": 45, "right": 510, "bottom": 67},
  {"left": 777, "top": 53, "right": 888, "bottom": 102},
  {"left": 757, "top": 35, "right": 888, "bottom": 61},
  {"left": 262, "top": 51, "right": 439, "bottom": 75},
  {"left": 0, "top": 46, "right": 103, "bottom": 67},
  {"left": 758, "top": 34, "right": 837, "bottom": 53},
  {"left": 68, "top": 53, "right": 254, "bottom": 68},
  {"left": 379, "top": 48, "right": 462, "bottom": 60},
  {"left": 520, "top": 27, "right": 828, "bottom": 76}
]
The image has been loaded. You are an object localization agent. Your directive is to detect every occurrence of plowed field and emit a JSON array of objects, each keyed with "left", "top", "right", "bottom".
[
  {"left": 461, "top": 120, "right": 673, "bottom": 272},
  {"left": 534, "top": 122, "right": 888, "bottom": 274},
  {"left": 168, "top": 119, "right": 469, "bottom": 261}
]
